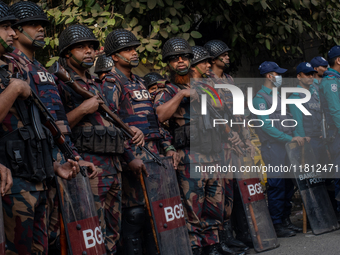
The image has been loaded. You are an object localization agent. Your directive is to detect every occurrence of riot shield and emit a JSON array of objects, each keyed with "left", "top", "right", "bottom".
[
  {"left": 0, "top": 196, "right": 5, "bottom": 254},
  {"left": 233, "top": 152, "right": 279, "bottom": 253},
  {"left": 56, "top": 173, "right": 106, "bottom": 255},
  {"left": 286, "top": 141, "right": 339, "bottom": 235},
  {"left": 142, "top": 156, "right": 192, "bottom": 255}
]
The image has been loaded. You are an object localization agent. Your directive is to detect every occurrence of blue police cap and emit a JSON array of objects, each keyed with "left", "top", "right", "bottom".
[
  {"left": 296, "top": 62, "right": 317, "bottom": 74},
  {"left": 259, "top": 61, "right": 287, "bottom": 75},
  {"left": 310, "top": 56, "right": 328, "bottom": 68},
  {"left": 327, "top": 45, "right": 340, "bottom": 60}
]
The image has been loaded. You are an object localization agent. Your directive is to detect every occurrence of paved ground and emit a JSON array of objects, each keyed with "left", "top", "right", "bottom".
[{"left": 247, "top": 210, "right": 340, "bottom": 255}]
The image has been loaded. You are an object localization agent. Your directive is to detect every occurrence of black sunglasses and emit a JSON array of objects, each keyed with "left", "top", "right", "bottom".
[{"left": 168, "top": 54, "right": 191, "bottom": 62}]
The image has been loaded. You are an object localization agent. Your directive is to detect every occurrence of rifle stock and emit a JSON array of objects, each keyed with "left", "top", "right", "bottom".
[{"left": 50, "top": 62, "right": 166, "bottom": 167}]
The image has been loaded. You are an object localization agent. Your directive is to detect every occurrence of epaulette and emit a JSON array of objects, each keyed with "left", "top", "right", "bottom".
[
  {"left": 256, "top": 94, "right": 263, "bottom": 98},
  {"left": 105, "top": 76, "right": 116, "bottom": 83}
]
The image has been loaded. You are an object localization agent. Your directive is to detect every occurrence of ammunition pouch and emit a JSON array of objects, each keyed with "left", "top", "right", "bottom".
[
  {"left": 72, "top": 125, "right": 124, "bottom": 154},
  {"left": 173, "top": 117, "right": 222, "bottom": 154},
  {"left": 0, "top": 125, "right": 54, "bottom": 182}
]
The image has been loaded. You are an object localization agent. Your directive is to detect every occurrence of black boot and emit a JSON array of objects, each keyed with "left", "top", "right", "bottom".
[
  {"left": 282, "top": 217, "right": 302, "bottom": 233},
  {"left": 202, "top": 244, "right": 224, "bottom": 255},
  {"left": 274, "top": 223, "right": 296, "bottom": 237},
  {"left": 192, "top": 248, "right": 202, "bottom": 255},
  {"left": 223, "top": 221, "right": 249, "bottom": 252},
  {"left": 218, "top": 229, "right": 239, "bottom": 255}
]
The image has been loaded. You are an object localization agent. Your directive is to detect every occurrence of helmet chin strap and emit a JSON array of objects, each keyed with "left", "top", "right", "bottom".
[
  {"left": 17, "top": 26, "right": 45, "bottom": 48},
  {"left": 116, "top": 53, "right": 139, "bottom": 67},
  {"left": 69, "top": 52, "right": 94, "bottom": 69},
  {"left": 194, "top": 66, "right": 208, "bottom": 78},
  {"left": 0, "top": 37, "right": 13, "bottom": 53},
  {"left": 169, "top": 62, "right": 191, "bottom": 76},
  {"left": 218, "top": 57, "right": 229, "bottom": 68}
]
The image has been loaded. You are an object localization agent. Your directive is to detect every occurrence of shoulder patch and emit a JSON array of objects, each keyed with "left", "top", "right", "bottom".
[
  {"left": 105, "top": 77, "right": 116, "bottom": 83},
  {"left": 331, "top": 83, "right": 337, "bottom": 92},
  {"left": 256, "top": 94, "right": 263, "bottom": 98},
  {"left": 259, "top": 103, "right": 266, "bottom": 110}
]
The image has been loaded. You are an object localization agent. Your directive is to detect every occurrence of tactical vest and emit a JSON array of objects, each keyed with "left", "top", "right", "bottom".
[
  {"left": 112, "top": 74, "right": 161, "bottom": 141},
  {"left": 0, "top": 55, "right": 57, "bottom": 182},
  {"left": 319, "top": 70, "right": 340, "bottom": 129},
  {"left": 170, "top": 84, "right": 222, "bottom": 154},
  {"left": 64, "top": 70, "right": 124, "bottom": 155},
  {"left": 255, "top": 92, "right": 295, "bottom": 144},
  {"left": 298, "top": 91, "right": 322, "bottom": 137}
]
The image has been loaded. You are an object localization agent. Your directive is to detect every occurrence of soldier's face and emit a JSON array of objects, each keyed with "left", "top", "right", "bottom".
[
  {"left": 0, "top": 21, "right": 15, "bottom": 52},
  {"left": 214, "top": 52, "right": 229, "bottom": 68},
  {"left": 196, "top": 59, "right": 211, "bottom": 76},
  {"left": 169, "top": 54, "right": 190, "bottom": 72},
  {"left": 19, "top": 21, "right": 45, "bottom": 44},
  {"left": 69, "top": 42, "right": 95, "bottom": 65},
  {"left": 113, "top": 46, "right": 138, "bottom": 66},
  {"left": 297, "top": 72, "right": 314, "bottom": 86}
]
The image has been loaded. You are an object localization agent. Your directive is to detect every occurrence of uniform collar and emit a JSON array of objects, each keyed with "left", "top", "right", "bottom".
[
  {"left": 328, "top": 67, "right": 340, "bottom": 75},
  {"left": 67, "top": 67, "right": 96, "bottom": 85},
  {"left": 12, "top": 47, "right": 39, "bottom": 66},
  {"left": 112, "top": 66, "right": 137, "bottom": 82},
  {"left": 313, "top": 78, "right": 320, "bottom": 85},
  {"left": 261, "top": 85, "right": 277, "bottom": 95}
]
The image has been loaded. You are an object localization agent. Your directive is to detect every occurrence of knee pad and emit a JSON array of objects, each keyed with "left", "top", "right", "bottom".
[{"left": 122, "top": 206, "right": 145, "bottom": 236}]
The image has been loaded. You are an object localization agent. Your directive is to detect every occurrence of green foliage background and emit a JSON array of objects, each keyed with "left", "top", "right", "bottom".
[{"left": 6, "top": 0, "right": 340, "bottom": 70}]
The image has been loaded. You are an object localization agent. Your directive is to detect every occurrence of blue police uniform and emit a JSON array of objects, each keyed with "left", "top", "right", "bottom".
[
  {"left": 289, "top": 62, "right": 328, "bottom": 170},
  {"left": 319, "top": 46, "right": 340, "bottom": 212},
  {"left": 310, "top": 56, "right": 329, "bottom": 93},
  {"left": 253, "top": 62, "right": 295, "bottom": 225}
]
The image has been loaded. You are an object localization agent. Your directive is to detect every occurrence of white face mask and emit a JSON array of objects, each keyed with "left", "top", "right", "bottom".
[{"left": 271, "top": 75, "right": 282, "bottom": 87}]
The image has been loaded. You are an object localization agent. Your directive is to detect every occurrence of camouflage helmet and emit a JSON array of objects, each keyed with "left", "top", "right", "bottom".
[
  {"left": 191, "top": 46, "right": 212, "bottom": 66},
  {"left": 59, "top": 24, "right": 99, "bottom": 57},
  {"left": 104, "top": 29, "right": 141, "bottom": 56},
  {"left": 162, "top": 37, "right": 193, "bottom": 62},
  {"left": 204, "top": 40, "right": 230, "bottom": 59},
  {"left": 144, "top": 72, "right": 163, "bottom": 88},
  {"left": 0, "top": 1, "right": 16, "bottom": 24},
  {"left": 94, "top": 54, "right": 114, "bottom": 75},
  {"left": 10, "top": 1, "right": 49, "bottom": 28}
]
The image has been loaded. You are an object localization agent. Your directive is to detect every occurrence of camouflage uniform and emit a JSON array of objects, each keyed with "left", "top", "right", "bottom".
[
  {"left": 154, "top": 80, "right": 224, "bottom": 249},
  {"left": 57, "top": 67, "right": 122, "bottom": 253},
  {"left": 101, "top": 67, "right": 172, "bottom": 207},
  {"left": 1, "top": 48, "right": 76, "bottom": 255}
]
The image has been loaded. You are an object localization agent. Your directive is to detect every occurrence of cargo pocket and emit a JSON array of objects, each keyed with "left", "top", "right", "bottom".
[
  {"left": 5, "top": 140, "right": 31, "bottom": 180},
  {"left": 106, "top": 126, "right": 117, "bottom": 154},
  {"left": 94, "top": 126, "right": 106, "bottom": 154},
  {"left": 82, "top": 126, "right": 94, "bottom": 152}
]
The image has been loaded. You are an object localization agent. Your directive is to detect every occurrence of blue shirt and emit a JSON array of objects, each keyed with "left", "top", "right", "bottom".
[
  {"left": 319, "top": 67, "right": 340, "bottom": 132},
  {"left": 253, "top": 85, "right": 293, "bottom": 143}
]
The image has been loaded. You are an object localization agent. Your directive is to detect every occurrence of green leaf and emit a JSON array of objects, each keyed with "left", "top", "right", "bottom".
[
  {"left": 99, "top": 12, "right": 111, "bottom": 16},
  {"left": 130, "top": 17, "right": 138, "bottom": 27},
  {"left": 66, "top": 0, "right": 72, "bottom": 5},
  {"left": 46, "top": 57, "right": 59, "bottom": 67},
  {"left": 182, "top": 33, "right": 190, "bottom": 40},
  {"left": 174, "top": 1, "right": 184, "bottom": 9},
  {"left": 148, "top": 0, "right": 157, "bottom": 9},
  {"left": 54, "top": 38, "right": 59, "bottom": 47},
  {"left": 157, "top": 0, "right": 165, "bottom": 7},
  {"left": 125, "top": 4, "right": 133, "bottom": 14},
  {"left": 133, "top": 25, "right": 143, "bottom": 32},
  {"left": 312, "top": 12, "right": 319, "bottom": 20},
  {"left": 265, "top": 39, "right": 270, "bottom": 50},
  {"left": 180, "top": 22, "right": 190, "bottom": 32},
  {"left": 131, "top": 1, "right": 140, "bottom": 8},
  {"left": 107, "top": 19, "right": 116, "bottom": 26},
  {"left": 87, "top": 0, "right": 95, "bottom": 6},
  {"left": 44, "top": 37, "right": 50, "bottom": 46},
  {"left": 165, "top": 0, "right": 173, "bottom": 5},
  {"left": 311, "top": 0, "right": 319, "bottom": 6},
  {"left": 190, "top": 31, "right": 202, "bottom": 38},
  {"left": 84, "top": 18, "right": 94, "bottom": 24},
  {"left": 159, "top": 29, "right": 168, "bottom": 38},
  {"left": 65, "top": 17, "right": 74, "bottom": 24},
  {"left": 146, "top": 45, "right": 154, "bottom": 52},
  {"left": 169, "top": 8, "right": 176, "bottom": 16},
  {"left": 170, "top": 24, "right": 179, "bottom": 33}
]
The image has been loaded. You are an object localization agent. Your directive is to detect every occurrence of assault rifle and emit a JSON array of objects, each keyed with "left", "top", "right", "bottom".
[
  {"left": 49, "top": 61, "right": 166, "bottom": 168},
  {"left": 5, "top": 69, "right": 87, "bottom": 177}
]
